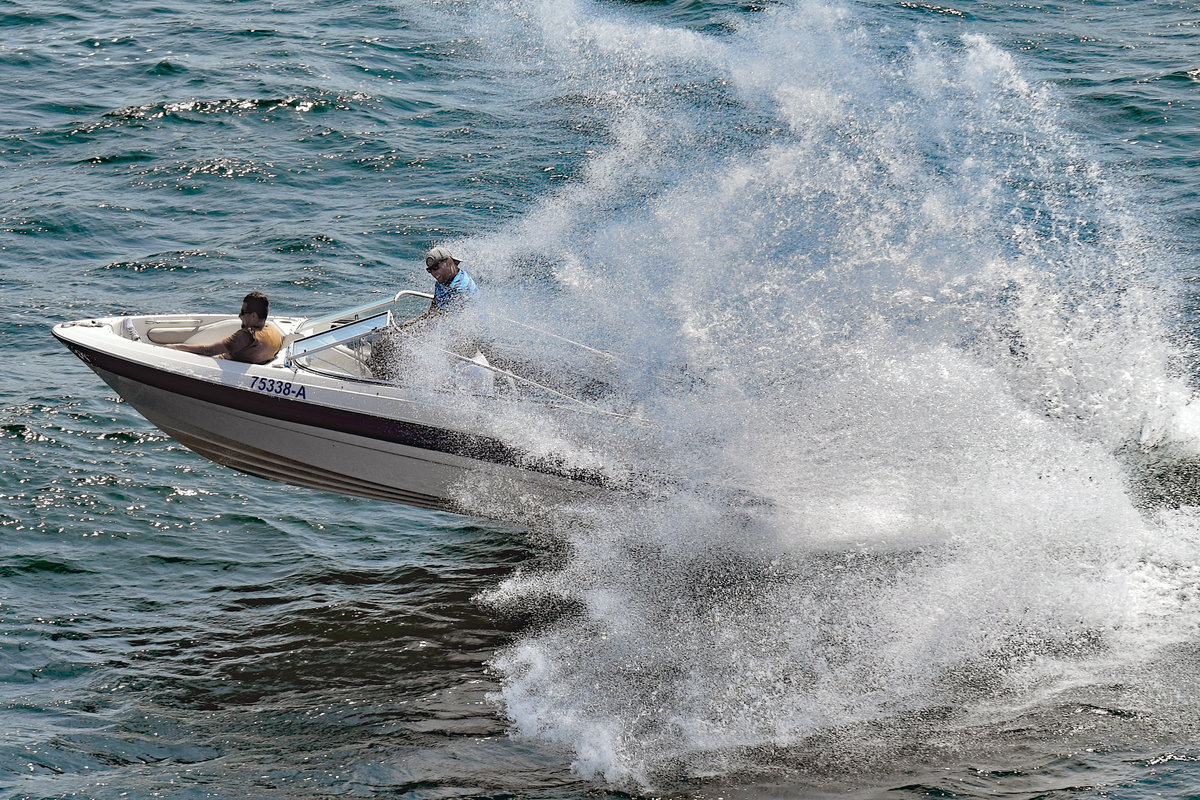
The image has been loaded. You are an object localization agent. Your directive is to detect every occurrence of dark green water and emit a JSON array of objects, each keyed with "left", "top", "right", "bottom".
[{"left": 4, "top": 1, "right": 1200, "bottom": 797}]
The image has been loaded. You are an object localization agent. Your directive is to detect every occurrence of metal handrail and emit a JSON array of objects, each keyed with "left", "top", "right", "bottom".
[{"left": 296, "top": 290, "right": 433, "bottom": 335}]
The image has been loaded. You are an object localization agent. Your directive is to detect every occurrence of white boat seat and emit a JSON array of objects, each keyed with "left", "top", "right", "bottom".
[
  {"left": 147, "top": 319, "right": 284, "bottom": 346},
  {"left": 147, "top": 325, "right": 204, "bottom": 344}
]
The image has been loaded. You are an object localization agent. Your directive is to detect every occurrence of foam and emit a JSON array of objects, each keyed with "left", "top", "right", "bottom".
[{"left": 443, "top": 0, "right": 1200, "bottom": 790}]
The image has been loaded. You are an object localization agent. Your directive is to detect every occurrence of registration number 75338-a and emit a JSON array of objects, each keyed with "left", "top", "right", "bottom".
[{"left": 247, "top": 375, "right": 307, "bottom": 400}]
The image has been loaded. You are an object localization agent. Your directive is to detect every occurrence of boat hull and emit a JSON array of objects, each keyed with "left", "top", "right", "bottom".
[
  {"left": 94, "top": 364, "right": 461, "bottom": 508},
  {"left": 53, "top": 317, "right": 605, "bottom": 514}
]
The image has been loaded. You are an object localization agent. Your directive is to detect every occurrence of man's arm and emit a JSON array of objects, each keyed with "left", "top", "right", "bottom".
[
  {"left": 166, "top": 328, "right": 251, "bottom": 358},
  {"left": 166, "top": 341, "right": 228, "bottom": 356}
]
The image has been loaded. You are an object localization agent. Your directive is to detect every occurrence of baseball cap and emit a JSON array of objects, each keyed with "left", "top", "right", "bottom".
[{"left": 425, "top": 246, "right": 461, "bottom": 265}]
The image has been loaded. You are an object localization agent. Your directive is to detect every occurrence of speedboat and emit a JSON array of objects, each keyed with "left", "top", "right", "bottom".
[{"left": 52, "top": 291, "right": 641, "bottom": 515}]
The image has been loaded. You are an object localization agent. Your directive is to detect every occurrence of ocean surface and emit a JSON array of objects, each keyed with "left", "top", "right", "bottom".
[{"left": 5, "top": 0, "right": 1200, "bottom": 797}]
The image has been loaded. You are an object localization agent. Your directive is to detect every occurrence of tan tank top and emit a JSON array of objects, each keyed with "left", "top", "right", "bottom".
[{"left": 223, "top": 325, "right": 284, "bottom": 364}]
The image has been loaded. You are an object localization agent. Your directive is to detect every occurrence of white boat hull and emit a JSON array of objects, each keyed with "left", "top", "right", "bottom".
[{"left": 53, "top": 314, "right": 610, "bottom": 515}]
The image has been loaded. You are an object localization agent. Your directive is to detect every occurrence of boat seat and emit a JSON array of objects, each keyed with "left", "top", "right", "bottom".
[
  {"left": 147, "top": 324, "right": 204, "bottom": 344},
  {"left": 147, "top": 319, "right": 284, "bottom": 346}
]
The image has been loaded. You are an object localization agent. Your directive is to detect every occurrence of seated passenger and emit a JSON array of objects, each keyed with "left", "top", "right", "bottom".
[{"left": 166, "top": 291, "right": 283, "bottom": 365}]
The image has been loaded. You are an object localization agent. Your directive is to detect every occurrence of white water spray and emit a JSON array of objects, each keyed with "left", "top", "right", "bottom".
[{"left": 442, "top": 0, "right": 1200, "bottom": 789}]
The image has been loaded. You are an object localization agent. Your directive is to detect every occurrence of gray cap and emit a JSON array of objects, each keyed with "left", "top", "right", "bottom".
[{"left": 425, "top": 246, "right": 461, "bottom": 265}]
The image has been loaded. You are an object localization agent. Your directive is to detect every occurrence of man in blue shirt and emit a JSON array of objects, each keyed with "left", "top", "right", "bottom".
[
  {"left": 367, "top": 245, "right": 483, "bottom": 381},
  {"left": 424, "top": 246, "right": 477, "bottom": 311}
]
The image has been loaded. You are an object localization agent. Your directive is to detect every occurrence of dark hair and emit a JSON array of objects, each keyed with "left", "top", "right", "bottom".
[{"left": 242, "top": 291, "right": 269, "bottom": 319}]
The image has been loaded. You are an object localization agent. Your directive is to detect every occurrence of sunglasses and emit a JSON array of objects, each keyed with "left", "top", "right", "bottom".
[{"left": 426, "top": 258, "right": 446, "bottom": 271}]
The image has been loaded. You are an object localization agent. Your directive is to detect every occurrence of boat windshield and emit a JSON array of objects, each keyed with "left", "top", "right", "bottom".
[
  {"left": 286, "top": 291, "right": 435, "bottom": 382},
  {"left": 286, "top": 312, "right": 391, "bottom": 380},
  {"left": 295, "top": 290, "right": 431, "bottom": 337}
]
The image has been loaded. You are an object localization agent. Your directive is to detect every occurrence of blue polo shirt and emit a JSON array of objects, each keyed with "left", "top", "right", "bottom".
[{"left": 433, "top": 268, "right": 478, "bottom": 310}]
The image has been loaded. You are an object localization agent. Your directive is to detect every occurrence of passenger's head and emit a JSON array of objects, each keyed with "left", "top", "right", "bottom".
[
  {"left": 240, "top": 291, "right": 269, "bottom": 326},
  {"left": 424, "top": 246, "right": 461, "bottom": 285}
]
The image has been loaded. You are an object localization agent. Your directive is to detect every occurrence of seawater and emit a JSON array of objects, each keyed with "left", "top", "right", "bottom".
[{"left": 4, "top": 0, "right": 1200, "bottom": 797}]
